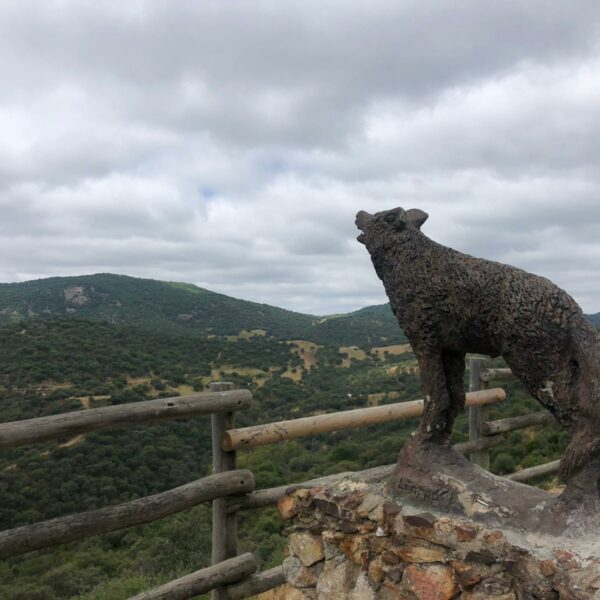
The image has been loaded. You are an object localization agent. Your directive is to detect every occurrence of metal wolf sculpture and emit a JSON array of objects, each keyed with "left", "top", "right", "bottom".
[{"left": 356, "top": 207, "right": 600, "bottom": 493}]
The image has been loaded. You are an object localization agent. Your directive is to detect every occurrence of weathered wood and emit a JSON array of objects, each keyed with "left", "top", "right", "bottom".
[
  {"left": 480, "top": 411, "right": 555, "bottom": 436},
  {"left": 129, "top": 553, "right": 257, "bottom": 600},
  {"left": 468, "top": 357, "right": 490, "bottom": 469},
  {"left": 480, "top": 368, "right": 516, "bottom": 383},
  {"left": 0, "top": 470, "right": 255, "bottom": 558},
  {"left": 227, "top": 436, "right": 504, "bottom": 513},
  {"left": 222, "top": 388, "right": 506, "bottom": 451},
  {"left": 226, "top": 565, "right": 286, "bottom": 600},
  {"left": 0, "top": 389, "right": 252, "bottom": 450},
  {"left": 507, "top": 460, "right": 561, "bottom": 482},
  {"left": 454, "top": 434, "right": 504, "bottom": 455},
  {"left": 210, "top": 382, "right": 238, "bottom": 600}
]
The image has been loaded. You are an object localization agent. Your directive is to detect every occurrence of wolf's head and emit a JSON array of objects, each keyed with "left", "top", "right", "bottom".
[{"left": 355, "top": 207, "right": 429, "bottom": 253}]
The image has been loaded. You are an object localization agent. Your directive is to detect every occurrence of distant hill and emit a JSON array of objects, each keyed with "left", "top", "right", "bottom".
[
  {"left": 311, "top": 303, "right": 404, "bottom": 346},
  {"left": 0, "top": 273, "right": 406, "bottom": 347},
  {"left": 1, "top": 273, "right": 596, "bottom": 348}
]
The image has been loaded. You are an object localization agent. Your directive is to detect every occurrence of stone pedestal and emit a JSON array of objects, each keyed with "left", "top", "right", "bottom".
[{"left": 277, "top": 478, "right": 600, "bottom": 600}]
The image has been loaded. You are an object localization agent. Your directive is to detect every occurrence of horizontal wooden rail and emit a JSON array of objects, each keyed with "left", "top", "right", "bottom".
[
  {"left": 506, "top": 460, "right": 561, "bottom": 483},
  {"left": 454, "top": 435, "right": 504, "bottom": 456},
  {"left": 0, "top": 470, "right": 255, "bottom": 558},
  {"left": 227, "top": 435, "right": 505, "bottom": 512},
  {"left": 226, "top": 565, "right": 286, "bottom": 600},
  {"left": 480, "top": 411, "right": 555, "bottom": 436},
  {"left": 480, "top": 368, "right": 516, "bottom": 383},
  {"left": 0, "top": 389, "right": 252, "bottom": 450},
  {"left": 129, "top": 553, "right": 257, "bottom": 600},
  {"left": 222, "top": 388, "right": 505, "bottom": 451}
]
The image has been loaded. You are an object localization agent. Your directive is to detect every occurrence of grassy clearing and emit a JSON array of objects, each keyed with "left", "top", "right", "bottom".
[
  {"left": 76, "top": 397, "right": 91, "bottom": 409},
  {"left": 367, "top": 391, "right": 401, "bottom": 406},
  {"left": 288, "top": 340, "right": 320, "bottom": 370},
  {"left": 207, "top": 366, "right": 272, "bottom": 387},
  {"left": 225, "top": 328, "right": 268, "bottom": 341},
  {"left": 387, "top": 362, "right": 419, "bottom": 375},
  {"left": 174, "top": 384, "right": 195, "bottom": 395},
  {"left": 282, "top": 367, "right": 303, "bottom": 382},
  {"left": 339, "top": 346, "right": 368, "bottom": 367},
  {"left": 59, "top": 434, "right": 84, "bottom": 448},
  {"left": 371, "top": 343, "right": 412, "bottom": 360}
]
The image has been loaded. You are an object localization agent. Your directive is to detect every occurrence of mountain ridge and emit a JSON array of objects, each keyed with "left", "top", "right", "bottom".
[
  {"left": 587, "top": 312, "right": 600, "bottom": 327},
  {"left": 1, "top": 273, "right": 597, "bottom": 346},
  {"left": 0, "top": 273, "right": 406, "bottom": 347}
]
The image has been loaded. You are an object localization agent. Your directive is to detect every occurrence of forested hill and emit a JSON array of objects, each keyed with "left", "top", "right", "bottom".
[
  {"left": 0, "top": 274, "right": 597, "bottom": 599},
  {"left": 0, "top": 273, "right": 405, "bottom": 347}
]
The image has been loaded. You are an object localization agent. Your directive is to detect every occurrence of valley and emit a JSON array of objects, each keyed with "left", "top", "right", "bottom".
[{"left": 0, "top": 274, "right": 583, "bottom": 599}]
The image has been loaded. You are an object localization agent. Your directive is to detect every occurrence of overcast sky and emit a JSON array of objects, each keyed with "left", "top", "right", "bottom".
[{"left": 1, "top": 1, "right": 599, "bottom": 315}]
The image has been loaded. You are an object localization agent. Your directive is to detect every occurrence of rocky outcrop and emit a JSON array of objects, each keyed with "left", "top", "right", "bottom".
[
  {"left": 63, "top": 285, "right": 90, "bottom": 306},
  {"left": 278, "top": 478, "right": 600, "bottom": 599}
]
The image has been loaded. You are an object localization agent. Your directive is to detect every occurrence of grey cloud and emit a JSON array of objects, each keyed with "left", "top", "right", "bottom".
[
  {"left": 0, "top": 1, "right": 600, "bottom": 315},
  {"left": 4, "top": 2, "right": 600, "bottom": 147}
]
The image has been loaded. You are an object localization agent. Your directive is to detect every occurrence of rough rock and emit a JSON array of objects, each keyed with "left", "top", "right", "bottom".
[
  {"left": 283, "top": 556, "right": 319, "bottom": 588},
  {"left": 403, "top": 563, "right": 457, "bottom": 600},
  {"left": 315, "top": 559, "right": 360, "bottom": 600},
  {"left": 288, "top": 532, "right": 324, "bottom": 567},
  {"left": 279, "top": 479, "right": 600, "bottom": 599}
]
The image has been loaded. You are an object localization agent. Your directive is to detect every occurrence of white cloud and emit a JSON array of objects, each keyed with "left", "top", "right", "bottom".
[{"left": 0, "top": 1, "right": 600, "bottom": 314}]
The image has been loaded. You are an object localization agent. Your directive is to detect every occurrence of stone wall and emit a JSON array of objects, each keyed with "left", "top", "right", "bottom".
[{"left": 276, "top": 479, "right": 600, "bottom": 600}]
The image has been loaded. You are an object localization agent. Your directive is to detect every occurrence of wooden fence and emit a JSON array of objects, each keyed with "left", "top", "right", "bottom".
[
  {"left": 467, "top": 357, "right": 559, "bottom": 480},
  {"left": 0, "top": 387, "right": 262, "bottom": 599},
  {"left": 0, "top": 358, "right": 561, "bottom": 599}
]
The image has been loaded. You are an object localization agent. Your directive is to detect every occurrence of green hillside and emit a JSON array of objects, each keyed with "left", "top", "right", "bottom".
[
  {"left": 0, "top": 274, "right": 405, "bottom": 347},
  {"left": 0, "top": 274, "right": 593, "bottom": 599},
  {"left": 0, "top": 318, "right": 569, "bottom": 600},
  {"left": 588, "top": 312, "right": 600, "bottom": 327},
  {"left": 311, "top": 303, "right": 403, "bottom": 345},
  {"left": 0, "top": 318, "right": 419, "bottom": 599},
  {"left": 1, "top": 273, "right": 595, "bottom": 346}
]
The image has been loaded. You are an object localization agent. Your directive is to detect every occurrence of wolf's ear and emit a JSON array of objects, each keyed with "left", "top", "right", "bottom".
[{"left": 407, "top": 208, "right": 429, "bottom": 229}]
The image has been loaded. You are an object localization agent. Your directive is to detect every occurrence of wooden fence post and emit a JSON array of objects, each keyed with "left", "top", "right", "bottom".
[
  {"left": 468, "top": 357, "right": 490, "bottom": 470},
  {"left": 210, "top": 382, "right": 238, "bottom": 600}
]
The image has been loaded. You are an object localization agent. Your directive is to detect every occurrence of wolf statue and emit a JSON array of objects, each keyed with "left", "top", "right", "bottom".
[{"left": 356, "top": 207, "right": 600, "bottom": 507}]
